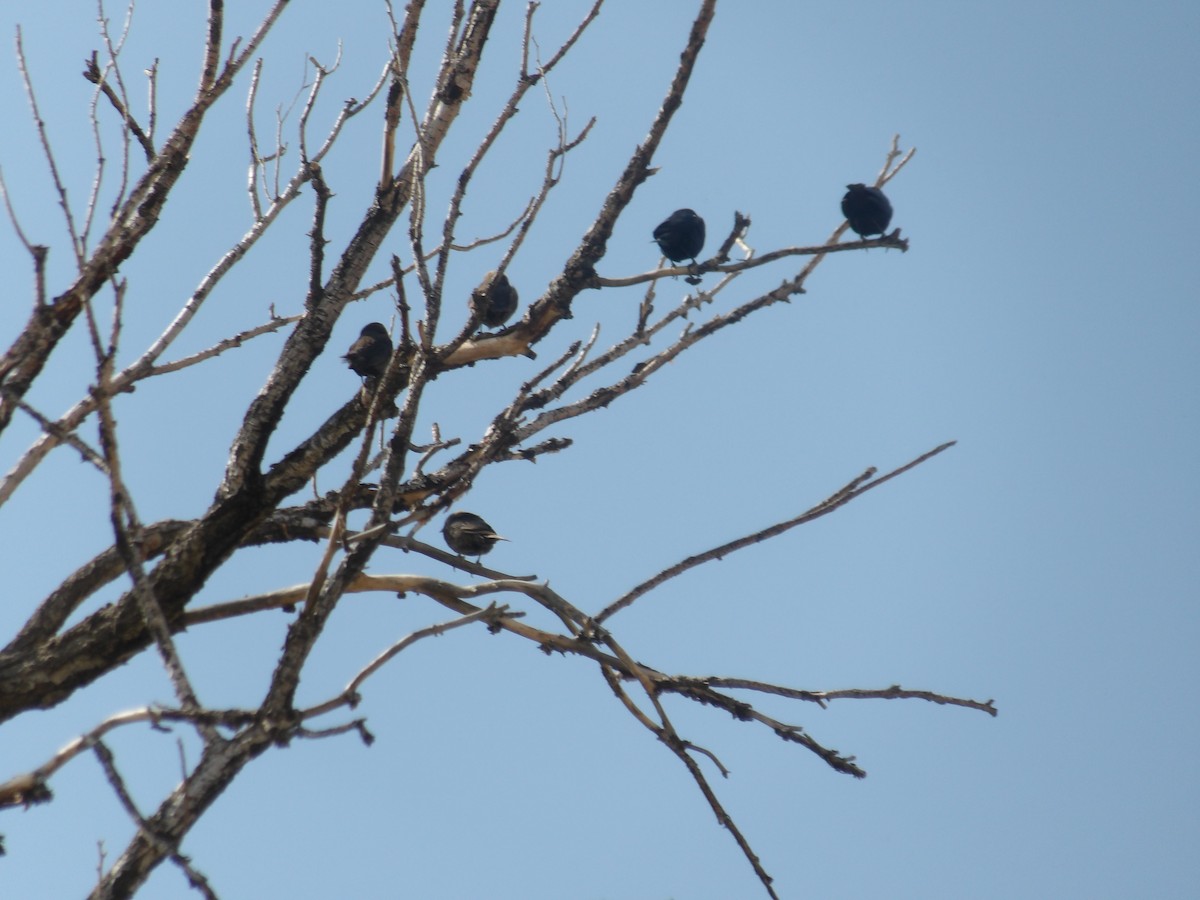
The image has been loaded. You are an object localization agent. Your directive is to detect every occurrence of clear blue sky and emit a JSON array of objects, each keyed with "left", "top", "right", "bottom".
[{"left": 2, "top": 2, "right": 1197, "bottom": 898}]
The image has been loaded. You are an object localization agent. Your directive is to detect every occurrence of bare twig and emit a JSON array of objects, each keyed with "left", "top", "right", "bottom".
[
  {"left": 596, "top": 231, "right": 908, "bottom": 289},
  {"left": 301, "top": 603, "right": 519, "bottom": 720},
  {"left": 15, "top": 400, "right": 108, "bottom": 472},
  {"left": 87, "top": 283, "right": 214, "bottom": 742},
  {"left": 83, "top": 49, "right": 155, "bottom": 161},
  {"left": 598, "top": 442, "right": 956, "bottom": 622},
  {"left": 16, "top": 27, "right": 84, "bottom": 264},
  {"left": 683, "top": 677, "right": 998, "bottom": 717},
  {"left": 92, "top": 740, "right": 219, "bottom": 900}
]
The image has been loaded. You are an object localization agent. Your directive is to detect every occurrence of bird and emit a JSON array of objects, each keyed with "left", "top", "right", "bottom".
[
  {"left": 442, "top": 511, "right": 508, "bottom": 560},
  {"left": 343, "top": 322, "right": 392, "bottom": 379},
  {"left": 652, "top": 208, "right": 706, "bottom": 265},
  {"left": 840, "top": 183, "right": 893, "bottom": 238},
  {"left": 472, "top": 271, "right": 519, "bottom": 329}
]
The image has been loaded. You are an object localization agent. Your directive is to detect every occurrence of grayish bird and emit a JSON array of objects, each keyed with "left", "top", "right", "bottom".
[
  {"left": 442, "top": 511, "right": 508, "bottom": 559},
  {"left": 343, "top": 322, "right": 392, "bottom": 379},
  {"left": 472, "top": 271, "right": 519, "bottom": 329},
  {"left": 841, "top": 184, "right": 893, "bottom": 238}
]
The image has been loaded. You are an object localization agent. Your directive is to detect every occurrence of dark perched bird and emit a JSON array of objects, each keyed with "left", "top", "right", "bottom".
[
  {"left": 442, "top": 511, "right": 507, "bottom": 559},
  {"left": 471, "top": 271, "right": 519, "bottom": 329},
  {"left": 343, "top": 322, "right": 392, "bottom": 379},
  {"left": 652, "top": 208, "right": 706, "bottom": 265},
  {"left": 841, "top": 183, "right": 893, "bottom": 238}
]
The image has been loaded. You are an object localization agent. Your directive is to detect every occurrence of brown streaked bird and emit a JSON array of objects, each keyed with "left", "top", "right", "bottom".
[
  {"left": 472, "top": 271, "right": 520, "bottom": 329},
  {"left": 840, "top": 183, "right": 893, "bottom": 238},
  {"left": 442, "top": 511, "right": 508, "bottom": 559},
  {"left": 343, "top": 322, "right": 392, "bottom": 379}
]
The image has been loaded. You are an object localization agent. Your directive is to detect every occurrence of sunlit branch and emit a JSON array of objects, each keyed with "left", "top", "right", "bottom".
[{"left": 596, "top": 230, "right": 908, "bottom": 289}]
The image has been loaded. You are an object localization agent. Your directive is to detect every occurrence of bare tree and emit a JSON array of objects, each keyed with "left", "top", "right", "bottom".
[{"left": 0, "top": 2, "right": 993, "bottom": 897}]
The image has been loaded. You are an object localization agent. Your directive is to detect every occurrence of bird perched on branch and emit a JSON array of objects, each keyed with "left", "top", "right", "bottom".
[
  {"left": 471, "top": 271, "right": 519, "bottom": 329},
  {"left": 442, "top": 511, "right": 508, "bottom": 560},
  {"left": 343, "top": 322, "right": 392, "bottom": 379},
  {"left": 840, "top": 183, "right": 893, "bottom": 238},
  {"left": 652, "top": 208, "right": 705, "bottom": 266}
]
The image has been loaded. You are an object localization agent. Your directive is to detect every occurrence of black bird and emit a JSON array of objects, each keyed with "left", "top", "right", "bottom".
[
  {"left": 653, "top": 208, "right": 706, "bottom": 265},
  {"left": 841, "top": 183, "right": 893, "bottom": 238},
  {"left": 472, "top": 271, "right": 519, "bottom": 329},
  {"left": 442, "top": 511, "right": 507, "bottom": 559},
  {"left": 343, "top": 322, "right": 392, "bottom": 379}
]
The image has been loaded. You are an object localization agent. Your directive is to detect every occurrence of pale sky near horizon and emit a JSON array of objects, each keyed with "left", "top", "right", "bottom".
[{"left": 1, "top": 2, "right": 1197, "bottom": 898}]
